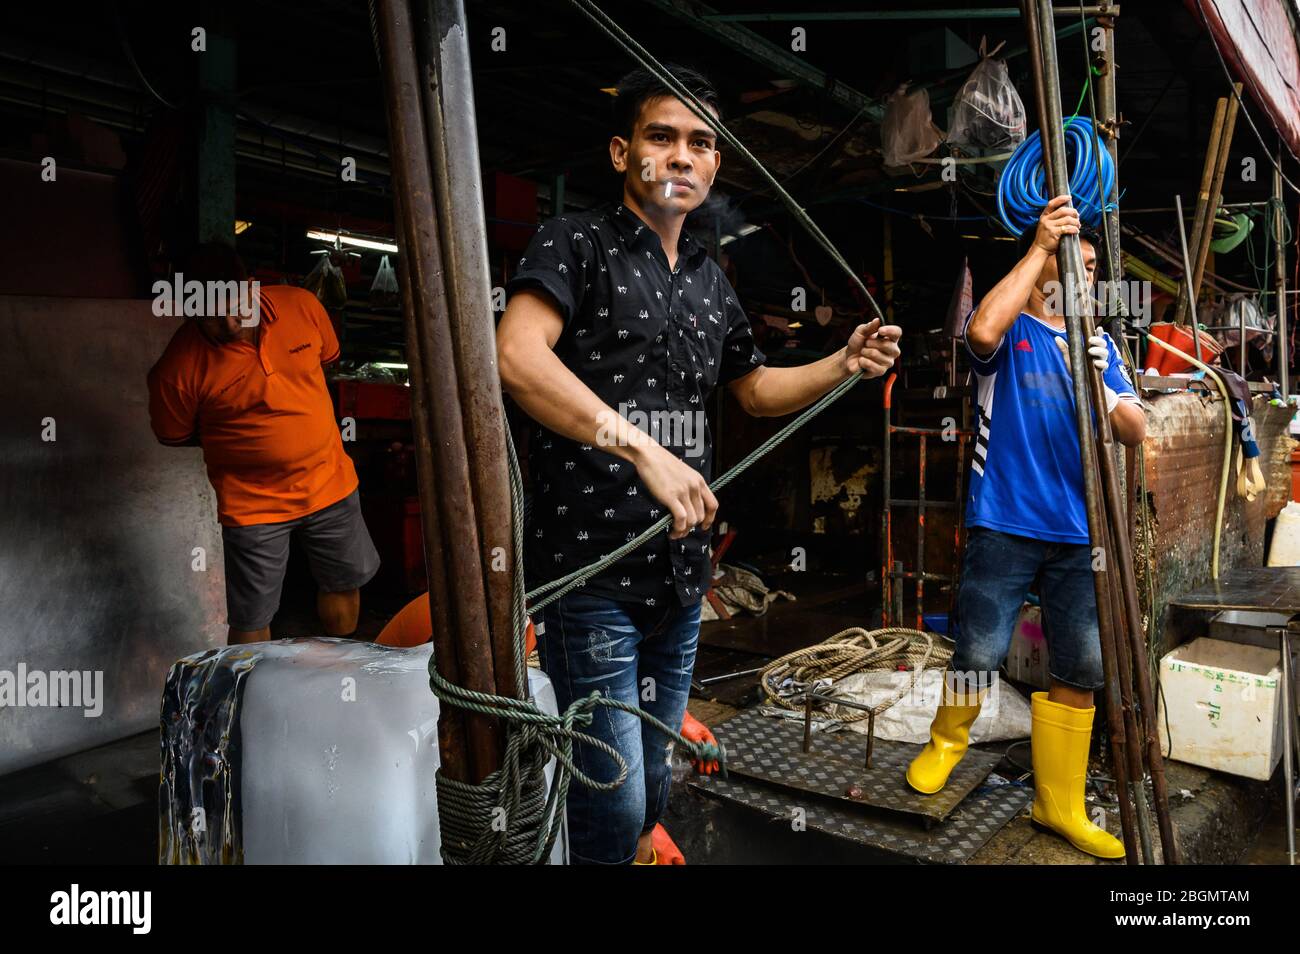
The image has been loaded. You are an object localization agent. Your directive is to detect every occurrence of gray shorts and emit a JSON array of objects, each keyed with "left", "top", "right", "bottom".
[{"left": 222, "top": 489, "right": 381, "bottom": 631}]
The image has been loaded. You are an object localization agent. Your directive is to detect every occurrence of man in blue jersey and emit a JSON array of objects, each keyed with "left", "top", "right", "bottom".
[{"left": 906, "top": 195, "right": 1145, "bottom": 859}]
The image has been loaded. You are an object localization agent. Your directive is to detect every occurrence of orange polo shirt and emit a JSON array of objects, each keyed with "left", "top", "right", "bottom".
[{"left": 147, "top": 284, "right": 358, "bottom": 527}]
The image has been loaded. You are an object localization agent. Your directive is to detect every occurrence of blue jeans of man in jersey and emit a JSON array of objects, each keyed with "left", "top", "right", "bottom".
[
  {"left": 537, "top": 589, "right": 700, "bottom": 865},
  {"left": 954, "top": 527, "right": 1105, "bottom": 691}
]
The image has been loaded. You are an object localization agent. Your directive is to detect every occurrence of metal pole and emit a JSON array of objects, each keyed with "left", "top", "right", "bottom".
[
  {"left": 882, "top": 375, "right": 895, "bottom": 627},
  {"left": 1241, "top": 298, "right": 1248, "bottom": 378},
  {"left": 390, "top": 182, "right": 470, "bottom": 783},
  {"left": 1102, "top": 522, "right": 1157, "bottom": 863},
  {"left": 1095, "top": 2, "right": 1123, "bottom": 346},
  {"left": 1277, "top": 152, "right": 1290, "bottom": 397},
  {"left": 373, "top": 0, "right": 504, "bottom": 782},
  {"left": 1091, "top": 1, "right": 1128, "bottom": 508},
  {"left": 1280, "top": 626, "right": 1296, "bottom": 864},
  {"left": 1037, "top": 0, "right": 1180, "bottom": 863},
  {"left": 916, "top": 433, "right": 927, "bottom": 631},
  {"left": 1024, "top": 0, "right": 1140, "bottom": 862},
  {"left": 1175, "top": 195, "right": 1204, "bottom": 365},
  {"left": 417, "top": 0, "right": 523, "bottom": 704},
  {"left": 372, "top": 0, "right": 469, "bottom": 783},
  {"left": 705, "top": 6, "right": 1118, "bottom": 21}
]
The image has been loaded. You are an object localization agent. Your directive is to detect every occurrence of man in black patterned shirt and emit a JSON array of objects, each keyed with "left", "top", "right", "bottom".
[{"left": 497, "top": 65, "right": 901, "bottom": 865}]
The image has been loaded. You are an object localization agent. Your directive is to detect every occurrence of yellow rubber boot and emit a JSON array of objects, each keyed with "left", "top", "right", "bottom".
[
  {"left": 906, "top": 682, "right": 984, "bottom": 794},
  {"left": 1029, "top": 692, "right": 1125, "bottom": 860}
]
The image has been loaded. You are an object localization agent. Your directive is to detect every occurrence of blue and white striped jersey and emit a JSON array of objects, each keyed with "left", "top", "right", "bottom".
[{"left": 964, "top": 310, "right": 1138, "bottom": 544}]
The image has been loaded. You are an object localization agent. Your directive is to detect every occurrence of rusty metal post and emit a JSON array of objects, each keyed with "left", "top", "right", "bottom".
[
  {"left": 373, "top": 0, "right": 504, "bottom": 782},
  {"left": 389, "top": 178, "right": 470, "bottom": 782},
  {"left": 1276, "top": 153, "right": 1289, "bottom": 397},
  {"left": 1102, "top": 522, "right": 1156, "bottom": 863},
  {"left": 1023, "top": 0, "right": 1138, "bottom": 862},
  {"left": 1026, "top": 0, "right": 1178, "bottom": 864},
  {"left": 882, "top": 374, "right": 895, "bottom": 627},
  {"left": 1093, "top": 3, "right": 1124, "bottom": 345},
  {"left": 415, "top": 0, "right": 523, "bottom": 702},
  {"left": 916, "top": 433, "right": 927, "bottom": 631}
]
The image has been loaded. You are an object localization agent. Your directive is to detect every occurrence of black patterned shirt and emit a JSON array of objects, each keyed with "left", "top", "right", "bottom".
[{"left": 505, "top": 203, "right": 766, "bottom": 608}]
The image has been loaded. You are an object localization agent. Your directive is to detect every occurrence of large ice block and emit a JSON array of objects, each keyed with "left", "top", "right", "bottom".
[{"left": 160, "top": 638, "right": 566, "bottom": 864}]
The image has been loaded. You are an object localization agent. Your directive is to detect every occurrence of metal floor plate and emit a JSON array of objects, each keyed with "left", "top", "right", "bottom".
[
  {"left": 690, "top": 770, "right": 1032, "bottom": 864},
  {"left": 711, "top": 708, "right": 1002, "bottom": 822}
]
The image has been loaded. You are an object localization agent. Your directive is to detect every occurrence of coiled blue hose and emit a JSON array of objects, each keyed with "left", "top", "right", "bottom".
[{"left": 996, "top": 116, "right": 1116, "bottom": 237}]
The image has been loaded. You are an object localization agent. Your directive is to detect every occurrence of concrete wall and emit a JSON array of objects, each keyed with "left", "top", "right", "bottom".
[{"left": 0, "top": 296, "right": 225, "bottom": 776}]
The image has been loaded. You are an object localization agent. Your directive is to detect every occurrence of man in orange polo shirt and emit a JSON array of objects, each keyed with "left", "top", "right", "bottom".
[{"left": 148, "top": 243, "right": 379, "bottom": 644}]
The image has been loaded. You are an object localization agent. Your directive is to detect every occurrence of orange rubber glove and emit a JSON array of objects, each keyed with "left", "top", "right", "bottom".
[
  {"left": 680, "top": 710, "right": 720, "bottom": 775},
  {"left": 651, "top": 823, "right": 686, "bottom": 865}
]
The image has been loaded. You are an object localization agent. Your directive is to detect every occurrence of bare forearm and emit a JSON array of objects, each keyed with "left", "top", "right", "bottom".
[
  {"left": 499, "top": 340, "right": 653, "bottom": 464},
  {"left": 734, "top": 349, "right": 851, "bottom": 417},
  {"left": 967, "top": 246, "right": 1049, "bottom": 354},
  {"left": 1109, "top": 400, "right": 1145, "bottom": 447}
]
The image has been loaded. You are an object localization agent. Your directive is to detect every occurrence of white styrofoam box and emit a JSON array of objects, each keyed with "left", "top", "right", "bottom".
[
  {"left": 1004, "top": 604, "right": 1051, "bottom": 689},
  {"left": 162, "top": 638, "right": 566, "bottom": 864},
  {"left": 1268, "top": 500, "right": 1300, "bottom": 566},
  {"left": 1157, "top": 637, "right": 1283, "bottom": 781}
]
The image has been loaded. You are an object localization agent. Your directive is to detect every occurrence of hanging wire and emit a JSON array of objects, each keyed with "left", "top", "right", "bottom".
[{"left": 564, "top": 0, "right": 884, "bottom": 321}]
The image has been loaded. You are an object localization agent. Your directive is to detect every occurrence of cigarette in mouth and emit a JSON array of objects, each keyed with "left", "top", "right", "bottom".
[{"left": 664, "top": 180, "right": 673, "bottom": 198}]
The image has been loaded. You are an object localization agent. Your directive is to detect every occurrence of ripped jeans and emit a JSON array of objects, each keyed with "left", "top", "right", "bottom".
[{"left": 536, "top": 589, "right": 701, "bottom": 865}]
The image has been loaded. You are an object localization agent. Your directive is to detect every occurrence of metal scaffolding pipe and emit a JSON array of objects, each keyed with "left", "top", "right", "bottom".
[
  {"left": 1025, "top": 0, "right": 1179, "bottom": 864},
  {"left": 415, "top": 0, "right": 523, "bottom": 702},
  {"left": 1094, "top": 3, "right": 1124, "bottom": 346},
  {"left": 1023, "top": 0, "right": 1140, "bottom": 862},
  {"left": 704, "top": 6, "right": 1118, "bottom": 21},
  {"left": 1277, "top": 153, "right": 1290, "bottom": 396},
  {"left": 373, "top": 0, "right": 504, "bottom": 783}
]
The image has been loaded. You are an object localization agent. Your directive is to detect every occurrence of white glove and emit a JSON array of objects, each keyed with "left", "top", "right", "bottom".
[
  {"left": 1055, "top": 335, "right": 1119, "bottom": 414},
  {"left": 1054, "top": 333, "right": 1111, "bottom": 371},
  {"left": 1086, "top": 333, "right": 1110, "bottom": 371}
]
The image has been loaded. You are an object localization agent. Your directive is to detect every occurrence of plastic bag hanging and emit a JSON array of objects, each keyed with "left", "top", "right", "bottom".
[
  {"left": 304, "top": 251, "right": 348, "bottom": 310},
  {"left": 947, "top": 38, "right": 1027, "bottom": 152},
  {"left": 370, "top": 254, "right": 399, "bottom": 307},
  {"left": 881, "top": 83, "right": 944, "bottom": 170}
]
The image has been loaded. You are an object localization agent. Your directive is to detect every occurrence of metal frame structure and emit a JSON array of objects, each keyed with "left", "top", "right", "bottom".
[{"left": 881, "top": 374, "right": 973, "bottom": 630}]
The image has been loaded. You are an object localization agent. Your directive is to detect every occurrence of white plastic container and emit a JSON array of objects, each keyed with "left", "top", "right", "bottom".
[
  {"left": 1268, "top": 500, "right": 1300, "bottom": 566},
  {"left": 1157, "top": 637, "right": 1283, "bottom": 781}
]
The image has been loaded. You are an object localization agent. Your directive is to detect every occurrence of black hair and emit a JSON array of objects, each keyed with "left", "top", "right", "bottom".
[
  {"left": 1016, "top": 221, "right": 1104, "bottom": 267},
  {"left": 611, "top": 64, "right": 720, "bottom": 140}
]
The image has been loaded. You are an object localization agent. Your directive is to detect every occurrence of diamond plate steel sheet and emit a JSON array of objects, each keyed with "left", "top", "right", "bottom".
[
  {"left": 711, "top": 708, "right": 1004, "bottom": 822},
  {"left": 691, "top": 768, "right": 1032, "bottom": 864}
]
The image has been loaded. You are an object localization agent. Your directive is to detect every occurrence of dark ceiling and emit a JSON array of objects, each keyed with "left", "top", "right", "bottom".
[{"left": 0, "top": 0, "right": 1290, "bottom": 351}]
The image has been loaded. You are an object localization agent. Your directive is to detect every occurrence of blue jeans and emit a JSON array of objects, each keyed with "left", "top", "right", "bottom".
[
  {"left": 954, "top": 527, "right": 1105, "bottom": 691},
  {"left": 537, "top": 590, "right": 701, "bottom": 865}
]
